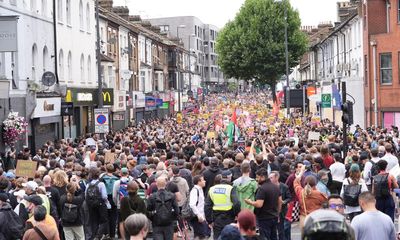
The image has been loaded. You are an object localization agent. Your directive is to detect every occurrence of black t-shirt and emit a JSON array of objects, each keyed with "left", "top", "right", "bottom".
[{"left": 254, "top": 180, "right": 281, "bottom": 220}]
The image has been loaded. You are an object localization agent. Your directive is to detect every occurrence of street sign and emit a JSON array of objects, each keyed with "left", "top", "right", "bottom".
[
  {"left": 321, "top": 93, "right": 332, "bottom": 108},
  {"left": 94, "top": 108, "right": 109, "bottom": 133},
  {"left": 61, "top": 102, "right": 73, "bottom": 116}
]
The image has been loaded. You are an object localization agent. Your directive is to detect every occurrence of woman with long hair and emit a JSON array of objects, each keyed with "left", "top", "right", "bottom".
[
  {"left": 53, "top": 170, "right": 69, "bottom": 196},
  {"left": 191, "top": 161, "right": 204, "bottom": 176},
  {"left": 340, "top": 164, "right": 368, "bottom": 221},
  {"left": 59, "top": 180, "right": 85, "bottom": 240}
]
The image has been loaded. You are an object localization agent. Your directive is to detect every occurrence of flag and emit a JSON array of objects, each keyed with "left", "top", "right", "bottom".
[{"left": 226, "top": 109, "right": 240, "bottom": 146}]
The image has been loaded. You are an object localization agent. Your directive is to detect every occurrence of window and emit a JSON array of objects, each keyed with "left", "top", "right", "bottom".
[
  {"left": 41, "top": 0, "right": 46, "bottom": 16},
  {"left": 31, "top": 0, "right": 36, "bottom": 12},
  {"left": 59, "top": 49, "right": 64, "bottom": 81},
  {"left": 87, "top": 56, "right": 91, "bottom": 83},
  {"left": 79, "top": 0, "right": 84, "bottom": 30},
  {"left": 32, "top": 44, "right": 38, "bottom": 81},
  {"left": 80, "top": 54, "right": 85, "bottom": 84},
  {"left": 67, "top": 51, "right": 72, "bottom": 83},
  {"left": 364, "top": 55, "right": 368, "bottom": 86},
  {"left": 86, "top": 3, "right": 90, "bottom": 32},
  {"left": 43, "top": 46, "right": 48, "bottom": 72},
  {"left": 398, "top": 0, "right": 400, "bottom": 23},
  {"left": 57, "top": 0, "right": 63, "bottom": 22},
  {"left": 380, "top": 53, "right": 392, "bottom": 84},
  {"left": 66, "top": 0, "right": 71, "bottom": 25}
]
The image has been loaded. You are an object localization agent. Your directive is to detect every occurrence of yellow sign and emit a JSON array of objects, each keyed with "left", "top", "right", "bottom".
[
  {"left": 206, "top": 131, "right": 216, "bottom": 139},
  {"left": 295, "top": 118, "right": 302, "bottom": 126},
  {"left": 284, "top": 118, "right": 290, "bottom": 124},
  {"left": 269, "top": 125, "right": 276, "bottom": 134},
  {"left": 176, "top": 112, "right": 183, "bottom": 124},
  {"left": 102, "top": 92, "right": 111, "bottom": 103},
  {"left": 16, "top": 160, "right": 38, "bottom": 179},
  {"left": 65, "top": 90, "right": 72, "bottom": 102}
]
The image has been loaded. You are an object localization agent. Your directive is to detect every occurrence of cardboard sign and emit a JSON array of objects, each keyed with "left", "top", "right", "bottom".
[
  {"left": 295, "top": 118, "right": 302, "bottom": 126},
  {"left": 308, "top": 131, "right": 321, "bottom": 141},
  {"left": 105, "top": 152, "right": 116, "bottom": 163},
  {"left": 269, "top": 126, "right": 276, "bottom": 134},
  {"left": 206, "top": 131, "right": 216, "bottom": 139},
  {"left": 176, "top": 112, "right": 183, "bottom": 124},
  {"left": 16, "top": 160, "right": 37, "bottom": 179}
]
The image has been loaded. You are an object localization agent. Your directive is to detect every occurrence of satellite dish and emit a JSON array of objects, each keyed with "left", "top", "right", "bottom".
[{"left": 41, "top": 71, "right": 56, "bottom": 87}]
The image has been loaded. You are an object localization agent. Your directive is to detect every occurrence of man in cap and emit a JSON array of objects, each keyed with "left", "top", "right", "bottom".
[
  {"left": 23, "top": 205, "right": 60, "bottom": 240},
  {"left": 24, "top": 195, "right": 58, "bottom": 231},
  {"left": 205, "top": 172, "right": 240, "bottom": 239}
]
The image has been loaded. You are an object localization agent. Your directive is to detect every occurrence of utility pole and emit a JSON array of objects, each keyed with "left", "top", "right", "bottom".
[
  {"left": 342, "top": 81, "right": 347, "bottom": 157},
  {"left": 96, "top": 0, "right": 103, "bottom": 108},
  {"left": 284, "top": 0, "right": 290, "bottom": 116}
]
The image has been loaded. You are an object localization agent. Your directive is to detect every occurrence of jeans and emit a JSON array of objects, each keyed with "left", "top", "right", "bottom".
[
  {"left": 152, "top": 225, "right": 174, "bottom": 240},
  {"left": 107, "top": 195, "right": 118, "bottom": 238},
  {"left": 88, "top": 203, "right": 109, "bottom": 240},
  {"left": 63, "top": 225, "right": 85, "bottom": 240},
  {"left": 376, "top": 196, "right": 395, "bottom": 222},
  {"left": 258, "top": 218, "right": 278, "bottom": 240}
]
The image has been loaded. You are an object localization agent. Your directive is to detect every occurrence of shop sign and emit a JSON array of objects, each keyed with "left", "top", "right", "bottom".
[
  {"left": 77, "top": 93, "right": 93, "bottom": 102},
  {"left": 156, "top": 99, "right": 163, "bottom": 107},
  {"left": 68, "top": 88, "right": 96, "bottom": 106},
  {"left": 94, "top": 108, "right": 109, "bottom": 133},
  {"left": 160, "top": 102, "right": 169, "bottom": 109},
  {"left": 0, "top": 16, "right": 18, "bottom": 52},
  {"left": 132, "top": 91, "right": 145, "bottom": 108},
  {"left": 61, "top": 102, "right": 74, "bottom": 116},
  {"left": 145, "top": 96, "right": 156, "bottom": 108},
  {"left": 101, "top": 88, "right": 114, "bottom": 105},
  {"left": 31, "top": 97, "right": 61, "bottom": 119},
  {"left": 112, "top": 90, "right": 126, "bottom": 112},
  {"left": 113, "top": 113, "right": 125, "bottom": 121}
]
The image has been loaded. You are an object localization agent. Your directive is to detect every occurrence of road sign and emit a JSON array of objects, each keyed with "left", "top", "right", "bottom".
[
  {"left": 94, "top": 108, "right": 109, "bottom": 133},
  {"left": 61, "top": 102, "right": 73, "bottom": 116},
  {"left": 321, "top": 93, "right": 332, "bottom": 108}
]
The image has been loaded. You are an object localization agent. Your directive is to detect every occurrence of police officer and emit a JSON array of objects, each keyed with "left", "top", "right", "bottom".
[{"left": 205, "top": 170, "right": 241, "bottom": 240}]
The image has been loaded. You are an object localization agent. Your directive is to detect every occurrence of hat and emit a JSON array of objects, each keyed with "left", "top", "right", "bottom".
[
  {"left": 0, "top": 193, "right": 9, "bottom": 202},
  {"left": 350, "top": 164, "right": 360, "bottom": 173},
  {"left": 237, "top": 209, "right": 256, "bottom": 232},
  {"left": 22, "top": 181, "right": 38, "bottom": 191},
  {"left": 218, "top": 225, "right": 243, "bottom": 240},
  {"left": 303, "top": 160, "right": 311, "bottom": 167},
  {"left": 221, "top": 170, "right": 232, "bottom": 178},
  {"left": 5, "top": 171, "right": 15, "bottom": 179},
  {"left": 24, "top": 195, "right": 43, "bottom": 206},
  {"left": 121, "top": 167, "right": 129, "bottom": 174}
]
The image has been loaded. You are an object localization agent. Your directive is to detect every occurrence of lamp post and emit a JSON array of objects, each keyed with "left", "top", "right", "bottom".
[
  {"left": 275, "top": 0, "right": 290, "bottom": 116},
  {"left": 188, "top": 34, "right": 196, "bottom": 97},
  {"left": 95, "top": 0, "right": 103, "bottom": 108}
]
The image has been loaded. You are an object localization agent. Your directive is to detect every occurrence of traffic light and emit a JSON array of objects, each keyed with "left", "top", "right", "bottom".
[{"left": 341, "top": 101, "right": 354, "bottom": 125}]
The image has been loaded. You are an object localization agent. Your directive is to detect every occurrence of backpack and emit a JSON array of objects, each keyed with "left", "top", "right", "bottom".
[
  {"left": 373, "top": 173, "right": 391, "bottom": 198},
  {"left": 369, "top": 160, "right": 379, "bottom": 179},
  {"left": 86, "top": 181, "right": 102, "bottom": 207},
  {"left": 153, "top": 192, "right": 176, "bottom": 226},
  {"left": 0, "top": 208, "right": 24, "bottom": 240},
  {"left": 343, "top": 178, "right": 361, "bottom": 207},
  {"left": 61, "top": 203, "right": 79, "bottom": 224},
  {"left": 181, "top": 188, "right": 199, "bottom": 220},
  {"left": 119, "top": 179, "right": 129, "bottom": 200},
  {"left": 102, "top": 175, "right": 118, "bottom": 196}
]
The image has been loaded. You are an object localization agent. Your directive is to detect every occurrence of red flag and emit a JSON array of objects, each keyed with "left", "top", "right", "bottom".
[{"left": 231, "top": 109, "right": 237, "bottom": 125}]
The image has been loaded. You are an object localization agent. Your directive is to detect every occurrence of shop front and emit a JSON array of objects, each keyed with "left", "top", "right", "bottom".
[
  {"left": 157, "top": 92, "right": 172, "bottom": 118},
  {"left": 111, "top": 90, "right": 127, "bottom": 130},
  {"left": 132, "top": 91, "right": 145, "bottom": 124},
  {"left": 144, "top": 96, "right": 158, "bottom": 120},
  {"left": 30, "top": 94, "right": 61, "bottom": 151}
]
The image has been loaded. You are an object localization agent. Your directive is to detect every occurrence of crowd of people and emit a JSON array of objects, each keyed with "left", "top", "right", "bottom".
[{"left": 0, "top": 92, "right": 398, "bottom": 240}]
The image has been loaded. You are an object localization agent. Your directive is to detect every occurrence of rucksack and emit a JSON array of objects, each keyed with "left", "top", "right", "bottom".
[
  {"left": 0, "top": 208, "right": 24, "bottom": 240},
  {"left": 86, "top": 181, "right": 102, "bottom": 207},
  {"left": 101, "top": 175, "right": 118, "bottom": 196},
  {"left": 181, "top": 188, "right": 199, "bottom": 220},
  {"left": 373, "top": 173, "right": 391, "bottom": 198},
  {"left": 61, "top": 203, "right": 79, "bottom": 224},
  {"left": 343, "top": 178, "right": 361, "bottom": 207},
  {"left": 369, "top": 160, "right": 379, "bottom": 179},
  {"left": 153, "top": 192, "right": 176, "bottom": 226},
  {"left": 119, "top": 179, "right": 129, "bottom": 200}
]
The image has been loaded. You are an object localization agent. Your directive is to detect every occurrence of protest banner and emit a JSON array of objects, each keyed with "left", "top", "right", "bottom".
[
  {"left": 16, "top": 160, "right": 37, "bottom": 179},
  {"left": 308, "top": 131, "right": 321, "bottom": 141}
]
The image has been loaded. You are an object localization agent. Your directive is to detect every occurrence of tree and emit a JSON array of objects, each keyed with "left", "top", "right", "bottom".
[{"left": 216, "top": 0, "right": 308, "bottom": 102}]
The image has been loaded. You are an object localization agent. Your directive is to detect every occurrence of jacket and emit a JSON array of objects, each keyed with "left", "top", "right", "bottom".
[
  {"left": 203, "top": 166, "right": 222, "bottom": 196},
  {"left": 22, "top": 222, "right": 60, "bottom": 240},
  {"left": 233, "top": 176, "right": 257, "bottom": 211},
  {"left": 58, "top": 190, "right": 85, "bottom": 227},
  {"left": 147, "top": 189, "right": 179, "bottom": 226},
  {"left": 120, "top": 193, "right": 147, "bottom": 221},
  {"left": 172, "top": 176, "right": 190, "bottom": 207},
  {"left": 294, "top": 177, "right": 327, "bottom": 216}
]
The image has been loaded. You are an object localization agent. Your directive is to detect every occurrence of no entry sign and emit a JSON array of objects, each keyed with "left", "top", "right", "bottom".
[{"left": 94, "top": 108, "right": 109, "bottom": 133}]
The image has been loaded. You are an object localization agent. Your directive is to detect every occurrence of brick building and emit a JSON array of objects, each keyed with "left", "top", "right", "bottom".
[{"left": 363, "top": 0, "right": 400, "bottom": 127}]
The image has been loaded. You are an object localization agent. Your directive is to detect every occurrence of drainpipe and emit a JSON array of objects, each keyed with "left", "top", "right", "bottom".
[
  {"left": 386, "top": 0, "right": 390, "bottom": 33},
  {"left": 370, "top": 40, "right": 378, "bottom": 126},
  {"left": 53, "top": 0, "right": 58, "bottom": 83}
]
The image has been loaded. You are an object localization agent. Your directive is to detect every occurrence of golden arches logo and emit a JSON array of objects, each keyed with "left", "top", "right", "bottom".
[{"left": 102, "top": 92, "right": 111, "bottom": 103}]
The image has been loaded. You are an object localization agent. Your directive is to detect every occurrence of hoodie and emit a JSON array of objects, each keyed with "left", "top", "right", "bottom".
[
  {"left": 233, "top": 176, "right": 258, "bottom": 211},
  {"left": 203, "top": 166, "right": 222, "bottom": 196}
]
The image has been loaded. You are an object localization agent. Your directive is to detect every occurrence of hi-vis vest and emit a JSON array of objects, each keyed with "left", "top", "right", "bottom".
[{"left": 209, "top": 184, "right": 233, "bottom": 211}]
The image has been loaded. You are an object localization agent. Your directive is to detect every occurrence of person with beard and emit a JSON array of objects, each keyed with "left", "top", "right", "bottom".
[
  {"left": 203, "top": 158, "right": 222, "bottom": 196},
  {"left": 245, "top": 168, "right": 281, "bottom": 240}
]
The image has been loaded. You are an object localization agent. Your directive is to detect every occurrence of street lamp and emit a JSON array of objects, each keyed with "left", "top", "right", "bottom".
[
  {"left": 188, "top": 33, "right": 196, "bottom": 97},
  {"left": 177, "top": 25, "right": 186, "bottom": 42},
  {"left": 275, "top": 0, "right": 290, "bottom": 116}
]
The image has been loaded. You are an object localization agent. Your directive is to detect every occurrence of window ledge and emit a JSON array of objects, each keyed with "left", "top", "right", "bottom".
[
  {"left": 79, "top": 29, "right": 85, "bottom": 33},
  {"left": 67, "top": 24, "right": 72, "bottom": 28},
  {"left": 58, "top": 21, "right": 64, "bottom": 25},
  {"left": 380, "top": 83, "right": 393, "bottom": 86}
]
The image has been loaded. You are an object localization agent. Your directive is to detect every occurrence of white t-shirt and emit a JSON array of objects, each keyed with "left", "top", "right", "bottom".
[
  {"left": 329, "top": 162, "right": 346, "bottom": 182},
  {"left": 382, "top": 153, "right": 399, "bottom": 172},
  {"left": 340, "top": 178, "right": 368, "bottom": 214}
]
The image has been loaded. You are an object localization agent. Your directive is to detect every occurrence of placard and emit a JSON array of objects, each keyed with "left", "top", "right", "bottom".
[
  {"left": 308, "top": 131, "right": 321, "bottom": 141},
  {"left": 206, "top": 131, "right": 216, "bottom": 139},
  {"left": 16, "top": 160, "right": 37, "bottom": 179}
]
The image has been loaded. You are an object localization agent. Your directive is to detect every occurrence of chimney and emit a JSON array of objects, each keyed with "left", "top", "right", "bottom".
[
  {"left": 113, "top": 6, "right": 129, "bottom": 20},
  {"left": 128, "top": 15, "right": 142, "bottom": 23},
  {"left": 99, "top": 0, "right": 113, "bottom": 11},
  {"left": 151, "top": 26, "right": 161, "bottom": 34}
]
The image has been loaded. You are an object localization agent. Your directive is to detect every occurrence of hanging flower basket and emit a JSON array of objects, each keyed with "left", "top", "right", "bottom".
[{"left": 2, "top": 111, "right": 28, "bottom": 147}]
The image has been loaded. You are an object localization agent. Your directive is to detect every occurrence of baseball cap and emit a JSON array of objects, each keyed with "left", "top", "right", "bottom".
[
  {"left": 5, "top": 171, "right": 15, "bottom": 179},
  {"left": 221, "top": 170, "right": 232, "bottom": 178},
  {"left": 218, "top": 225, "right": 243, "bottom": 240},
  {"left": 22, "top": 181, "right": 39, "bottom": 191},
  {"left": 24, "top": 195, "right": 43, "bottom": 206}
]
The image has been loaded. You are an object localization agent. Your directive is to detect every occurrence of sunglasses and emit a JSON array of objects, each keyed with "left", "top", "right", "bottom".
[{"left": 329, "top": 204, "right": 344, "bottom": 209}]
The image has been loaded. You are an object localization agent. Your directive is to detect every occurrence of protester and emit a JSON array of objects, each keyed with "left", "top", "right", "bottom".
[
  {"left": 233, "top": 162, "right": 257, "bottom": 211},
  {"left": 23, "top": 205, "right": 60, "bottom": 240},
  {"left": 189, "top": 175, "right": 210, "bottom": 240},
  {"left": 124, "top": 213, "right": 149, "bottom": 240},
  {"left": 327, "top": 194, "right": 345, "bottom": 215}
]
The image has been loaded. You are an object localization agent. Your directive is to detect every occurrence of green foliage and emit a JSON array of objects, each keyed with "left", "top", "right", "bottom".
[{"left": 216, "top": 0, "right": 308, "bottom": 101}]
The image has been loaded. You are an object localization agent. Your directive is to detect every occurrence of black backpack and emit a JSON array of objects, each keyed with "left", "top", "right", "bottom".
[
  {"left": 86, "top": 181, "right": 102, "bottom": 207},
  {"left": 373, "top": 173, "right": 391, "bottom": 198},
  {"left": 0, "top": 208, "right": 24, "bottom": 240},
  {"left": 61, "top": 203, "right": 79, "bottom": 224},
  {"left": 343, "top": 178, "right": 361, "bottom": 207},
  {"left": 369, "top": 160, "right": 379, "bottom": 179},
  {"left": 153, "top": 192, "right": 176, "bottom": 226}
]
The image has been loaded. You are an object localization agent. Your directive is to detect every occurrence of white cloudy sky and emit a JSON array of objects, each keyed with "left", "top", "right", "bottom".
[{"left": 113, "top": 0, "right": 342, "bottom": 28}]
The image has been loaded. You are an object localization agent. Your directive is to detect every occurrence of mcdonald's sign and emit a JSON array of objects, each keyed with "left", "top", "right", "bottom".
[{"left": 101, "top": 88, "right": 114, "bottom": 105}]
